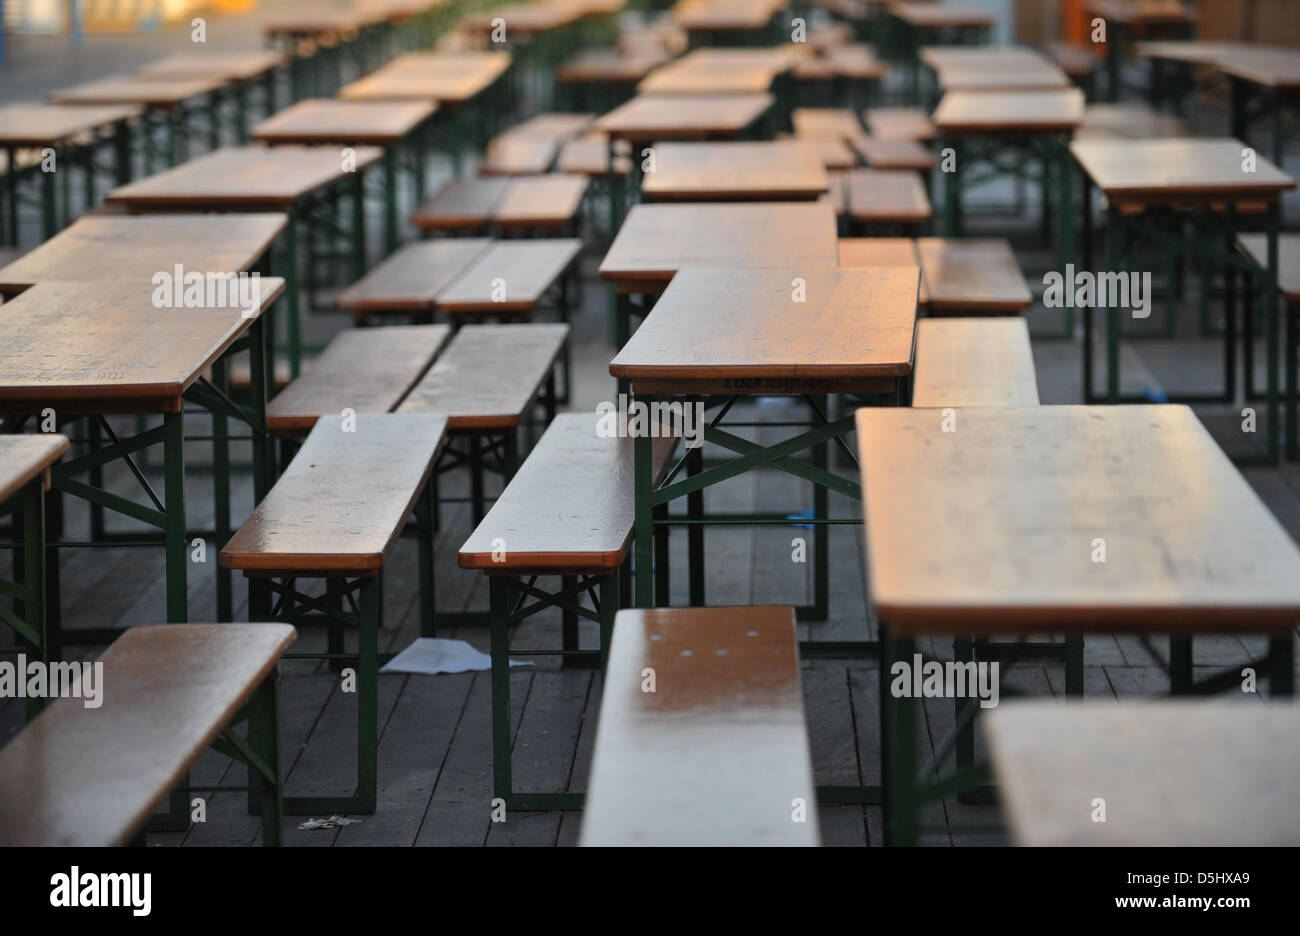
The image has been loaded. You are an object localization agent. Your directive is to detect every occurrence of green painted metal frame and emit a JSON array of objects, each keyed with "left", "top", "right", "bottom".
[{"left": 0, "top": 476, "right": 48, "bottom": 722}]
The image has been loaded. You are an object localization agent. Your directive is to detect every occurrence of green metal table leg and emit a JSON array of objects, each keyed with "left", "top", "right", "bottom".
[
  {"left": 163, "top": 409, "right": 188, "bottom": 624},
  {"left": 211, "top": 357, "right": 233, "bottom": 622},
  {"left": 352, "top": 170, "right": 368, "bottom": 280},
  {"left": 489, "top": 575, "right": 513, "bottom": 802},
  {"left": 418, "top": 484, "right": 436, "bottom": 637},
  {"left": 1105, "top": 202, "right": 1120, "bottom": 403},
  {"left": 249, "top": 673, "right": 284, "bottom": 845},
  {"left": 633, "top": 427, "right": 655, "bottom": 608},
  {"left": 880, "top": 624, "right": 919, "bottom": 846},
  {"left": 383, "top": 146, "right": 399, "bottom": 255},
  {"left": 281, "top": 213, "right": 302, "bottom": 379}
]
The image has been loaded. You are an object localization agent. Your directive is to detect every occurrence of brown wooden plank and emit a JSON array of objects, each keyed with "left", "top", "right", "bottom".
[
  {"left": 251, "top": 99, "right": 437, "bottom": 145},
  {"left": 1076, "top": 102, "right": 1188, "bottom": 140},
  {"left": 850, "top": 136, "right": 936, "bottom": 170},
  {"left": 556, "top": 138, "right": 632, "bottom": 176},
  {"left": 598, "top": 201, "right": 839, "bottom": 290},
  {"left": 0, "top": 624, "right": 295, "bottom": 846},
  {"left": 265, "top": 325, "right": 452, "bottom": 433},
  {"left": 396, "top": 323, "right": 568, "bottom": 429},
  {"left": 984, "top": 702, "right": 1300, "bottom": 845},
  {"left": 0, "top": 213, "right": 286, "bottom": 298},
  {"left": 336, "top": 53, "right": 510, "bottom": 103},
  {"left": 1044, "top": 40, "right": 1100, "bottom": 76},
  {"left": 893, "top": 2, "right": 995, "bottom": 27},
  {"left": 937, "top": 63, "right": 1071, "bottom": 91},
  {"left": 845, "top": 168, "right": 931, "bottom": 224},
  {"left": 0, "top": 434, "right": 69, "bottom": 505},
  {"left": 593, "top": 93, "right": 774, "bottom": 141},
  {"left": 135, "top": 50, "right": 286, "bottom": 82},
  {"left": 0, "top": 104, "right": 140, "bottom": 147},
  {"left": 783, "top": 134, "right": 858, "bottom": 170},
  {"left": 492, "top": 174, "right": 588, "bottom": 228},
  {"left": 863, "top": 106, "right": 935, "bottom": 141},
  {"left": 855, "top": 404, "right": 1300, "bottom": 633},
  {"left": 557, "top": 49, "right": 667, "bottom": 84},
  {"left": 500, "top": 112, "right": 595, "bottom": 141},
  {"left": 1071, "top": 138, "right": 1296, "bottom": 202},
  {"left": 916, "top": 237, "right": 1032, "bottom": 313},
  {"left": 336, "top": 239, "right": 491, "bottom": 316},
  {"left": 479, "top": 136, "right": 559, "bottom": 175},
  {"left": 221, "top": 413, "right": 447, "bottom": 573},
  {"left": 791, "top": 106, "right": 863, "bottom": 140},
  {"left": 105, "top": 146, "right": 384, "bottom": 211},
  {"left": 580, "top": 605, "right": 819, "bottom": 846},
  {"left": 1085, "top": 0, "right": 1197, "bottom": 26},
  {"left": 458, "top": 411, "right": 677, "bottom": 572},
  {"left": 49, "top": 75, "right": 226, "bottom": 107},
  {"left": 911, "top": 317, "right": 1040, "bottom": 408},
  {"left": 641, "top": 141, "right": 829, "bottom": 201},
  {"left": 411, "top": 177, "right": 511, "bottom": 230},
  {"left": 435, "top": 238, "right": 581, "bottom": 313},
  {"left": 609, "top": 267, "right": 917, "bottom": 383},
  {"left": 933, "top": 89, "right": 1086, "bottom": 133},
  {"left": 0, "top": 278, "right": 284, "bottom": 412},
  {"left": 1237, "top": 234, "right": 1300, "bottom": 302},
  {"left": 838, "top": 236, "right": 929, "bottom": 303}
]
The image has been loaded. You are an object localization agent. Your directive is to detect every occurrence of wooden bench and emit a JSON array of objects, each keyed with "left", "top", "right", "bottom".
[
  {"left": 411, "top": 175, "right": 588, "bottom": 235},
  {"left": 984, "top": 702, "right": 1300, "bottom": 845},
  {"left": 838, "top": 236, "right": 928, "bottom": 305},
  {"left": 844, "top": 168, "right": 932, "bottom": 233},
  {"left": 580, "top": 605, "right": 820, "bottom": 846},
  {"left": 221, "top": 413, "right": 447, "bottom": 815},
  {"left": 458, "top": 411, "right": 677, "bottom": 808},
  {"left": 911, "top": 317, "right": 1040, "bottom": 407},
  {"left": 916, "top": 237, "right": 1033, "bottom": 314},
  {"left": 397, "top": 323, "right": 570, "bottom": 523},
  {"left": 335, "top": 240, "right": 491, "bottom": 322},
  {"left": 850, "top": 136, "right": 936, "bottom": 172},
  {"left": 478, "top": 135, "right": 559, "bottom": 176},
  {"left": 791, "top": 106, "right": 863, "bottom": 140},
  {"left": 0, "top": 624, "right": 294, "bottom": 845},
  {"left": 863, "top": 106, "right": 935, "bottom": 141}
]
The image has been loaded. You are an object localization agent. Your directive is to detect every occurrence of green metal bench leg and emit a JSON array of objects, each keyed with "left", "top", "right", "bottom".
[
  {"left": 489, "top": 575, "right": 513, "bottom": 803},
  {"left": 633, "top": 428, "right": 655, "bottom": 608},
  {"left": 812, "top": 394, "right": 829, "bottom": 622},
  {"left": 211, "top": 358, "right": 234, "bottom": 622},
  {"left": 249, "top": 672, "right": 284, "bottom": 846},
  {"left": 418, "top": 483, "right": 436, "bottom": 637},
  {"left": 880, "top": 623, "right": 919, "bottom": 846},
  {"left": 687, "top": 445, "right": 705, "bottom": 606},
  {"left": 1269, "top": 633, "right": 1293, "bottom": 697}
]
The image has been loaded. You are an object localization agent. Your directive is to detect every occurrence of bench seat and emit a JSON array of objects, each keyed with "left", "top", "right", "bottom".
[
  {"left": 916, "top": 237, "right": 1032, "bottom": 314},
  {"left": 851, "top": 136, "right": 936, "bottom": 171},
  {"left": 411, "top": 177, "right": 511, "bottom": 231},
  {"left": 845, "top": 169, "right": 932, "bottom": 226},
  {"left": 580, "top": 605, "right": 819, "bottom": 846},
  {"left": 435, "top": 239, "right": 582, "bottom": 315},
  {"left": 0, "top": 624, "right": 294, "bottom": 846},
  {"left": 863, "top": 106, "right": 935, "bottom": 141},
  {"left": 911, "top": 317, "right": 1039, "bottom": 407},
  {"left": 838, "top": 237, "right": 929, "bottom": 303},
  {"left": 265, "top": 324, "right": 451, "bottom": 434},
  {"left": 335, "top": 240, "right": 491, "bottom": 320}
]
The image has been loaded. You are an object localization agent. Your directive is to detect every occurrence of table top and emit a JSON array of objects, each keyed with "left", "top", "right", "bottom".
[
  {"left": 641, "top": 141, "right": 829, "bottom": 201},
  {"left": 937, "top": 63, "right": 1071, "bottom": 91},
  {"left": 916, "top": 237, "right": 1032, "bottom": 312},
  {"left": 864, "top": 105, "right": 935, "bottom": 140},
  {"left": 1215, "top": 46, "right": 1300, "bottom": 89},
  {"left": 609, "top": 267, "right": 917, "bottom": 391},
  {"left": 856, "top": 404, "right": 1300, "bottom": 633},
  {"left": 984, "top": 702, "right": 1300, "bottom": 846},
  {"left": 0, "top": 278, "right": 284, "bottom": 413},
  {"left": 891, "top": 2, "right": 996, "bottom": 28},
  {"left": 1134, "top": 39, "right": 1251, "bottom": 65},
  {"left": 599, "top": 201, "right": 839, "bottom": 291},
  {"left": 556, "top": 49, "right": 669, "bottom": 83},
  {"left": 1084, "top": 0, "right": 1197, "bottom": 25},
  {"left": 49, "top": 75, "right": 227, "bottom": 107},
  {"left": 920, "top": 45, "right": 1048, "bottom": 71},
  {"left": 594, "top": 93, "right": 773, "bottom": 140},
  {"left": 0, "top": 213, "right": 286, "bottom": 298},
  {"left": 0, "top": 434, "right": 70, "bottom": 505},
  {"left": 579, "top": 605, "right": 819, "bottom": 847},
  {"left": 639, "top": 61, "right": 780, "bottom": 94},
  {"left": 0, "top": 104, "right": 141, "bottom": 147},
  {"left": 262, "top": 8, "right": 363, "bottom": 36},
  {"left": 672, "top": 0, "right": 781, "bottom": 32},
  {"left": 1071, "top": 137, "right": 1296, "bottom": 201},
  {"left": 105, "top": 145, "right": 384, "bottom": 210},
  {"left": 251, "top": 98, "right": 437, "bottom": 144},
  {"left": 933, "top": 89, "right": 1086, "bottom": 133},
  {"left": 479, "top": 135, "right": 559, "bottom": 175},
  {"left": 135, "top": 50, "right": 287, "bottom": 82},
  {"left": 337, "top": 52, "right": 510, "bottom": 103},
  {"left": 792, "top": 106, "right": 864, "bottom": 140},
  {"left": 845, "top": 168, "right": 932, "bottom": 224}
]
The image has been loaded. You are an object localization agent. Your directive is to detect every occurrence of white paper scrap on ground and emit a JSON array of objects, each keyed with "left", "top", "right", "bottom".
[
  {"left": 379, "top": 637, "right": 533, "bottom": 675},
  {"left": 298, "top": 815, "right": 361, "bottom": 830}
]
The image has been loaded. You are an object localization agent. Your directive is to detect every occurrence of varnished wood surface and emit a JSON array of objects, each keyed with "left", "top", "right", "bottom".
[
  {"left": 593, "top": 93, "right": 774, "bottom": 140},
  {"left": 457, "top": 411, "right": 677, "bottom": 571},
  {"left": 911, "top": 317, "right": 1039, "bottom": 408},
  {"left": 266, "top": 325, "right": 451, "bottom": 432},
  {"left": 1071, "top": 138, "right": 1297, "bottom": 201},
  {"left": 783, "top": 133, "right": 858, "bottom": 169},
  {"left": 863, "top": 106, "right": 934, "bottom": 141},
  {"left": 435, "top": 239, "right": 582, "bottom": 313},
  {"left": 845, "top": 168, "right": 931, "bottom": 223},
  {"left": 1076, "top": 102, "right": 1188, "bottom": 140},
  {"left": 1214, "top": 47, "right": 1300, "bottom": 89},
  {"left": 599, "top": 201, "right": 839, "bottom": 289},
  {"left": 0, "top": 104, "right": 140, "bottom": 147},
  {"left": 0, "top": 278, "right": 284, "bottom": 413},
  {"left": 556, "top": 49, "right": 668, "bottom": 83},
  {"left": 557, "top": 137, "right": 633, "bottom": 176},
  {"left": 396, "top": 323, "right": 569, "bottom": 429},
  {"left": 985, "top": 702, "right": 1300, "bottom": 846},
  {"left": 639, "top": 61, "right": 779, "bottom": 94},
  {"left": 135, "top": 50, "right": 286, "bottom": 82},
  {"left": 501, "top": 112, "right": 595, "bottom": 141},
  {"left": 0, "top": 434, "right": 69, "bottom": 505},
  {"left": 1044, "top": 40, "right": 1100, "bottom": 76},
  {"left": 641, "top": 141, "right": 829, "bottom": 201},
  {"left": 933, "top": 89, "right": 1085, "bottom": 133},
  {"left": 891, "top": 2, "right": 995, "bottom": 28},
  {"left": 791, "top": 106, "right": 863, "bottom": 140},
  {"left": 479, "top": 135, "right": 559, "bottom": 175},
  {"left": 837, "top": 236, "right": 929, "bottom": 303},
  {"left": 252, "top": 99, "right": 437, "bottom": 144},
  {"left": 851, "top": 136, "right": 936, "bottom": 170},
  {"left": 493, "top": 174, "right": 588, "bottom": 227},
  {"left": 916, "top": 237, "right": 1032, "bottom": 312},
  {"left": 937, "top": 63, "right": 1071, "bottom": 91},
  {"left": 223, "top": 413, "right": 446, "bottom": 573},
  {"left": 920, "top": 46, "right": 1049, "bottom": 72},
  {"left": 580, "top": 605, "right": 819, "bottom": 846},
  {"left": 0, "top": 213, "right": 285, "bottom": 298},
  {"left": 337, "top": 240, "right": 490, "bottom": 314},
  {"left": 105, "top": 146, "right": 384, "bottom": 210},
  {"left": 1084, "top": 0, "right": 1197, "bottom": 25},
  {"left": 856, "top": 404, "right": 1300, "bottom": 632},
  {"left": 610, "top": 267, "right": 917, "bottom": 384},
  {"left": 1134, "top": 39, "right": 1244, "bottom": 65},
  {"left": 0, "top": 623, "right": 296, "bottom": 846},
  {"left": 50, "top": 75, "right": 226, "bottom": 107},
  {"left": 1237, "top": 234, "right": 1300, "bottom": 302},
  {"left": 336, "top": 53, "right": 510, "bottom": 103},
  {"left": 411, "top": 177, "right": 511, "bottom": 229}
]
